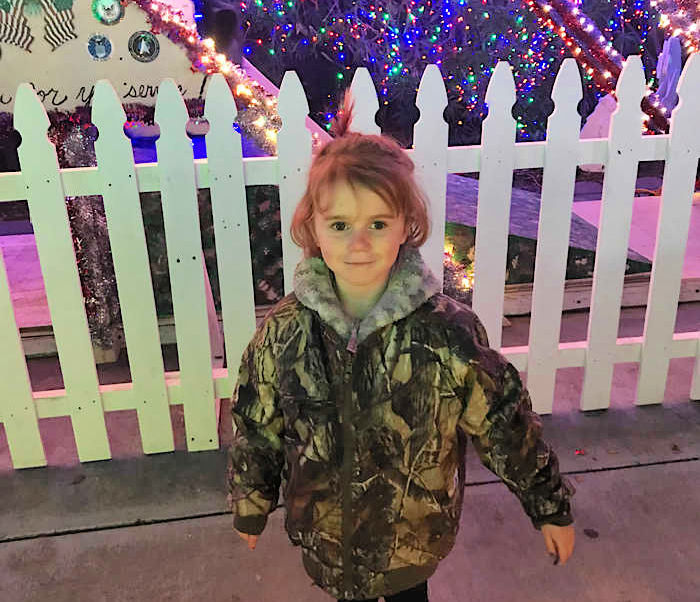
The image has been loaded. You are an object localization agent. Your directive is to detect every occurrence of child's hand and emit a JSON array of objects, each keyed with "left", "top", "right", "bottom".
[
  {"left": 234, "top": 528, "right": 259, "bottom": 550},
  {"left": 541, "top": 524, "right": 575, "bottom": 566}
]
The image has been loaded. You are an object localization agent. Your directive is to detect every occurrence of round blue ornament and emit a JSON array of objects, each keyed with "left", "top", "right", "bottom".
[{"left": 87, "top": 34, "right": 112, "bottom": 61}]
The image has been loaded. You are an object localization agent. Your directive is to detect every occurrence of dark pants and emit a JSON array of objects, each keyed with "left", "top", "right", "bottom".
[{"left": 337, "top": 580, "right": 429, "bottom": 602}]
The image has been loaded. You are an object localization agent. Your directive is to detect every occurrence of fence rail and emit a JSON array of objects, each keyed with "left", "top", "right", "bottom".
[{"left": 0, "top": 56, "right": 698, "bottom": 470}]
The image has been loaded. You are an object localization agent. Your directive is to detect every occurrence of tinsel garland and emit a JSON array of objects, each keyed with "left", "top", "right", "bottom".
[
  {"left": 527, "top": 0, "right": 670, "bottom": 132},
  {"left": 47, "top": 111, "right": 122, "bottom": 351},
  {"left": 1, "top": 108, "right": 158, "bottom": 349},
  {"left": 129, "top": 0, "right": 282, "bottom": 154},
  {"left": 1, "top": 106, "right": 287, "bottom": 344},
  {"left": 652, "top": 0, "right": 700, "bottom": 53},
  {"left": 0, "top": 112, "right": 14, "bottom": 141}
]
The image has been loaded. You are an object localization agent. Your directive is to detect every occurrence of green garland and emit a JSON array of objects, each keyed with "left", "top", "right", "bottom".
[{"left": 0, "top": 0, "right": 73, "bottom": 14}]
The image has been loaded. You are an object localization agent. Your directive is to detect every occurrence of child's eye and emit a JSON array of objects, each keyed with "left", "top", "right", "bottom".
[
  {"left": 331, "top": 222, "right": 348, "bottom": 232},
  {"left": 371, "top": 221, "right": 387, "bottom": 230}
]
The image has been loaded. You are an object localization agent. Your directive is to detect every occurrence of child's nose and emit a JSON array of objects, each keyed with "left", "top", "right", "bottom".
[{"left": 348, "top": 229, "right": 371, "bottom": 249}]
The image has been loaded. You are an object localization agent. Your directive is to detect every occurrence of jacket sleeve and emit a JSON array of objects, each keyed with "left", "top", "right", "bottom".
[
  {"left": 456, "top": 312, "right": 575, "bottom": 530},
  {"left": 227, "top": 322, "right": 285, "bottom": 536}
]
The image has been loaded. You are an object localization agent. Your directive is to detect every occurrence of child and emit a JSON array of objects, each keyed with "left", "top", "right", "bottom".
[{"left": 227, "top": 101, "right": 575, "bottom": 602}]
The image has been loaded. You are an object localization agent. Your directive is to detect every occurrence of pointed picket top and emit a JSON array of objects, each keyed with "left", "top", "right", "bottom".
[
  {"left": 672, "top": 52, "right": 700, "bottom": 149},
  {"left": 92, "top": 80, "right": 131, "bottom": 162},
  {"left": 349, "top": 67, "right": 380, "bottom": 135},
  {"left": 13, "top": 83, "right": 50, "bottom": 135},
  {"left": 277, "top": 69, "right": 311, "bottom": 156},
  {"left": 92, "top": 80, "right": 127, "bottom": 129},
  {"left": 615, "top": 55, "right": 646, "bottom": 101},
  {"left": 546, "top": 58, "right": 583, "bottom": 144},
  {"left": 416, "top": 64, "right": 448, "bottom": 129},
  {"left": 612, "top": 56, "right": 646, "bottom": 123},
  {"left": 550, "top": 58, "right": 583, "bottom": 115},
  {"left": 154, "top": 78, "right": 190, "bottom": 133},
  {"left": 278, "top": 70, "right": 310, "bottom": 129},
  {"left": 413, "top": 63, "right": 448, "bottom": 291},
  {"left": 484, "top": 61, "right": 516, "bottom": 113},
  {"left": 204, "top": 73, "right": 239, "bottom": 128},
  {"left": 277, "top": 69, "right": 312, "bottom": 293}
]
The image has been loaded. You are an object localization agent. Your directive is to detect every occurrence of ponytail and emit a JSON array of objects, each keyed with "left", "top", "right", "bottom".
[{"left": 329, "top": 91, "right": 355, "bottom": 138}]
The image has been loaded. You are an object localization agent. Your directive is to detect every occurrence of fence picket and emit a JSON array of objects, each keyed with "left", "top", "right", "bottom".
[
  {"left": 13, "top": 84, "right": 111, "bottom": 462},
  {"left": 527, "top": 59, "right": 583, "bottom": 415},
  {"left": 349, "top": 68, "right": 380, "bottom": 135},
  {"left": 278, "top": 71, "right": 312, "bottom": 293},
  {"left": 0, "top": 250, "right": 46, "bottom": 468},
  {"left": 92, "top": 80, "right": 174, "bottom": 454},
  {"left": 637, "top": 54, "right": 700, "bottom": 406},
  {"left": 154, "top": 79, "right": 217, "bottom": 451},
  {"left": 472, "top": 62, "right": 517, "bottom": 349},
  {"left": 204, "top": 73, "right": 256, "bottom": 391},
  {"left": 581, "top": 57, "right": 646, "bottom": 411},
  {"left": 414, "top": 65, "right": 449, "bottom": 286}
]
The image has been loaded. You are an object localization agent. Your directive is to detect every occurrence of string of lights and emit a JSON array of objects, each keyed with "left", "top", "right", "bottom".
[
  {"left": 528, "top": 0, "right": 670, "bottom": 131},
  {"left": 131, "top": 0, "right": 282, "bottom": 154},
  {"left": 444, "top": 241, "right": 475, "bottom": 292},
  {"left": 651, "top": 0, "right": 699, "bottom": 53},
  {"left": 134, "top": 0, "right": 694, "bottom": 142},
  {"left": 240, "top": 0, "right": 591, "bottom": 140},
  {"left": 238, "top": 0, "right": 688, "bottom": 139}
]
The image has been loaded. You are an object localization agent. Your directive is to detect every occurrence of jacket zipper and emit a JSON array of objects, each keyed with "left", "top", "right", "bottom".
[
  {"left": 346, "top": 322, "right": 359, "bottom": 353},
  {"left": 342, "top": 323, "right": 358, "bottom": 596}
]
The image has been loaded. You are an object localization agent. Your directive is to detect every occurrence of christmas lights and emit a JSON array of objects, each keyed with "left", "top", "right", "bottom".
[
  {"left": 239, "top": 0, "right": 584, "bottom": 140},
  {"left": 651, "top": 0, "right": 699, "bottom": 53},
  {"left": 130, "top": 0, "right": 282, "bottom": 153},
  {"left": 443, "top": 241, "right": 475, "bottom": 305},
  {"left": 238, "top": 0, "right": 682, "bottom": 139},
  {"left": 528, "top": 0, "right": 670, "bottom": 132}
]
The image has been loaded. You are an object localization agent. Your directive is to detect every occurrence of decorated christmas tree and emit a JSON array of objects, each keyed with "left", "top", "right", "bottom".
[{"left": 236, "top": 0, "right": 682, "bottom": 144}]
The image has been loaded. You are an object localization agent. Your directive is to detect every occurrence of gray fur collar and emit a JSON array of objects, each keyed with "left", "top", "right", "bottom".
[{"left": 293, "top": 245, "right": 441, "bottom": 344}]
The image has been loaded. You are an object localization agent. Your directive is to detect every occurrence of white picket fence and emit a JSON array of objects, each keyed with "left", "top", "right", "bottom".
[{"left": 0, "top": 56, "right": 698, "bottom": 470}]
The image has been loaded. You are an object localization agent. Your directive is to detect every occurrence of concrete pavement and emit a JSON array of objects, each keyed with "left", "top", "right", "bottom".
[{"left": 1, "top": 304, "right": 699, "bottom": 602}]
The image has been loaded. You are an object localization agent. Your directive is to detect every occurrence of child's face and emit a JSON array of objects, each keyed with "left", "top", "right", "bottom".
[{"left": 313, "top": 180, "right": 408, "bottom": 297}]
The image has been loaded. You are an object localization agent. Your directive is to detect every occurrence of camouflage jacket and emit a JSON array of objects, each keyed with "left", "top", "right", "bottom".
[{"left": 228, "top": 246, "right": 574, "bottom": 600}]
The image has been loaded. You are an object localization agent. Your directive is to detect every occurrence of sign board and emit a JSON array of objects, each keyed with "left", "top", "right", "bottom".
[{"left": 0, "top": 0, "right": 205, "bottom": 111}]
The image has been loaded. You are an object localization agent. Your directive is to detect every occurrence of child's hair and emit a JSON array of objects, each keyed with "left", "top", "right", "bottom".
[{"left": 290, "top": 94, "right": 431, "bottom": 258}]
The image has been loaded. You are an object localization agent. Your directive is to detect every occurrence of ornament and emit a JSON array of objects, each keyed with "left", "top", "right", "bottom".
[
  {"left": 128, "top": 30, "right": 159, "bottom": 62},
  {"left": 59, "top": 126, "right": 97, "bottom": 168},
  {"left": 87, "top": 33, "right": 113, "bottom": 61},
  {"left": 92, "top": 0, "right": 124, "bottom": 26}
]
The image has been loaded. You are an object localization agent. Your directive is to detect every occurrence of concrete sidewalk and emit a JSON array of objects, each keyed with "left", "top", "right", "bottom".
[
  {"left": 1, "top": 306, "right": 699, "bottom": 602},
  {"left": 1, "top": 401, "right": 698, "bottom": 602}
]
